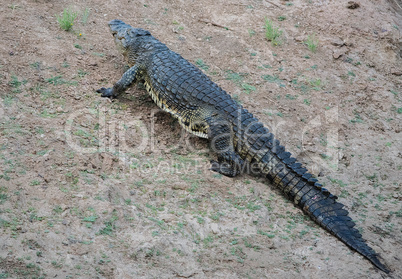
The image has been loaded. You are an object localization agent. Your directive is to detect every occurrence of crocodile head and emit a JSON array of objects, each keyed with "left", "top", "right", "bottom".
[{"left": 108, "top": 19, "right": 151, "bottom": 57}]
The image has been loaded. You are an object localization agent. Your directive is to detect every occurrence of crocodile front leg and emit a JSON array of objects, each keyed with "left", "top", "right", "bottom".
[{"left": 96, "top": 65, "right": 140, "bottom": 98}]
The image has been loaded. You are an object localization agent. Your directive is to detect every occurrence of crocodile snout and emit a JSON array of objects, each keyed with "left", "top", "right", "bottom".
[{"left": 108, "top": 19, "right": 129, "bottom": 36}]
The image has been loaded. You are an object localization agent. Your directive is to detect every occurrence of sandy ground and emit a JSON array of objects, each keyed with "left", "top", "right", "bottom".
[{"left": 0, "top": 0, "right": 401, "bottom": 278}]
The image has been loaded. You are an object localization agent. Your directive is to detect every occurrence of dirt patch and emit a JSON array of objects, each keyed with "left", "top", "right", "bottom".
[{"left": 0, "top": 0, "right": 401, "bottom": 278}]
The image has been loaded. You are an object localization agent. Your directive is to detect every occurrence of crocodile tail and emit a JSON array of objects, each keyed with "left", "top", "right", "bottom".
[{"left": 257, "top": 147, "right": 390, "bottom": 273}]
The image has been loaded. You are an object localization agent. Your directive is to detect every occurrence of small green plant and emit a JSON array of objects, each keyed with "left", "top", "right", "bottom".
[
  {"left": 264, "top": 19, "right": 282, "bottom": 46},
  {"left": 62, "top": 61, "right": 70, "bottom": 68},
  {"left": 195, "top": 59, "right": 209, "bottom": 71},
  {"left": 77, "top": 69, "right": 88, "bottom": 77},
  {"left": 226, "top": 70, "right": 245, "bottom": 85},
  {"left": 305, "top": 34, "right": 319, "bottom": 53},
  {"left": 53, "top": 205, "right": 63, "bottom": 214},
  {"left": 92, "top": 52, "right": 105, "bottom": 57},
  {"left": 285, "top": 94, "right": 298, "bottom": 100},
  {"left": 81, "top": 8, "right": 90, "bottom": 24},
  {"left": 97, "top": 213, "right": 118, "bottom": 235},
  {"left": 51, "top": 260, "right": 63, "bottom": 268},
  {"left": 241, "top": 83, "right": 256, "bottom": 94},
  {"left": 0, "top": 187, "right": 8, "bottom": 205},
  {"left": 56, "top": 7, "right": 78, "bottom": 31},
  {"left": 46, "top": 75, "right": 77, "bottom": 86},
  {"left": 261, "top": 74, "right": 286, "bottom": 87},
  {"left": 30, "top": 180, "right": 40, "bottom": 186},
  {"left": 196, "top": 216, "right": 205, "bottom": 224},
  {"left": 30, "top": 62, "right": 41, "bottom": 70},
  {"left": 9, "top": 75, "right": 22, "bottom": 93},
  {"left": 257, "top": 229, "right": 275, "bottom": 238},
  {"left": 309, "top": 78, "right": 322, "bottom": 90},
  {"left": 350, "top": 111, "right": 363, "bottom": 124}
]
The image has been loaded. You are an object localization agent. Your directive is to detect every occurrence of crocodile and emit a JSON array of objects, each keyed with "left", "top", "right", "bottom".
[{"left": 97, "top": 19, "right": 390, "bottom": 273}]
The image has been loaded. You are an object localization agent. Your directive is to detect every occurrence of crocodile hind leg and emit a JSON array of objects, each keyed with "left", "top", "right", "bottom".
[
  {"left": 210, "top": 153, "right": 245, "bottom": 177},
  {"left": 96, "top": 65, "right": 140, "bottom": 98},
  {"left": 208, "top": 120, "right": 246, "bottom": 177}
]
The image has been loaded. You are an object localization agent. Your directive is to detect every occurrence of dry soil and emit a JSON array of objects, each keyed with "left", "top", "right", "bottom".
[{"left": 0, "top": 0, "right": 401, "bottom": 278}]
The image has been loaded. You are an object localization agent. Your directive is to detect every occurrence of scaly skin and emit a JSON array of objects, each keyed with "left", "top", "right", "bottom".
[{"left": 97, "top": 19, "right": 390, "bottom": 273}]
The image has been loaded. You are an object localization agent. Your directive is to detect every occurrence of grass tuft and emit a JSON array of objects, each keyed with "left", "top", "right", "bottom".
[
  {"left": 264, "top": 19, "right": 282, "bottom": 46},
  {"left": 305, "top": 34, "right": 319, "bottom": 53},
  {"left": 56, "top": 7, "right": 78, "bottom": 31},
  {"left": 81, "top": 8, "right": 90, "bottom": 24}
]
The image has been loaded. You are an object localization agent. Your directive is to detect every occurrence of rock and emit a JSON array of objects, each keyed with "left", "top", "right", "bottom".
[
  {"left": 294, "top": 36, "right": 306, "bottom": 42},
  {"left": 88, "top": 61, "right": 98, "bottom": 67},
  {"left": 211, "top": 223, "right": 219, "bottom": 234},
  {"left": 331, "top": 37, "right": 345, "bottom": 47},
  {"left": 172, "top": 183, "right": 187, "bottom": 190},
  {"left": 333, "top": 46, "right": 348, "bottom": 59},
  {"left": 391, "top": 69, "right": 402, "bottom": 76},
  {"left": 393, "top": 193, "right": 402, "bottom": 200},
  {"left": 161, "top": 214, "right": 175, "bottom": 223},
  {"left": 378, "top": 211, "right": 389, "bottom": 218},
  {"left": 347, "top": 1, "right": 360, "bottom": 9}
]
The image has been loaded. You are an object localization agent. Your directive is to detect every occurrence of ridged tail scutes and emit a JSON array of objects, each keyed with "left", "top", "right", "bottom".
[
  {"left": 263, "top": 152, "right": 390, "bottom": 273},
  {"left": 302, "top": 185, "right": 390, "bottom": 273}
]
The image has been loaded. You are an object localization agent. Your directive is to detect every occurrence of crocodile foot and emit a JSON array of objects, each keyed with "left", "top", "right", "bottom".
[
  {"left": 209, "top": 160, "right": 239, "bottom": 177},
  {"left": 96, "top": 87, "right": 114, "bottom": 98}
]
